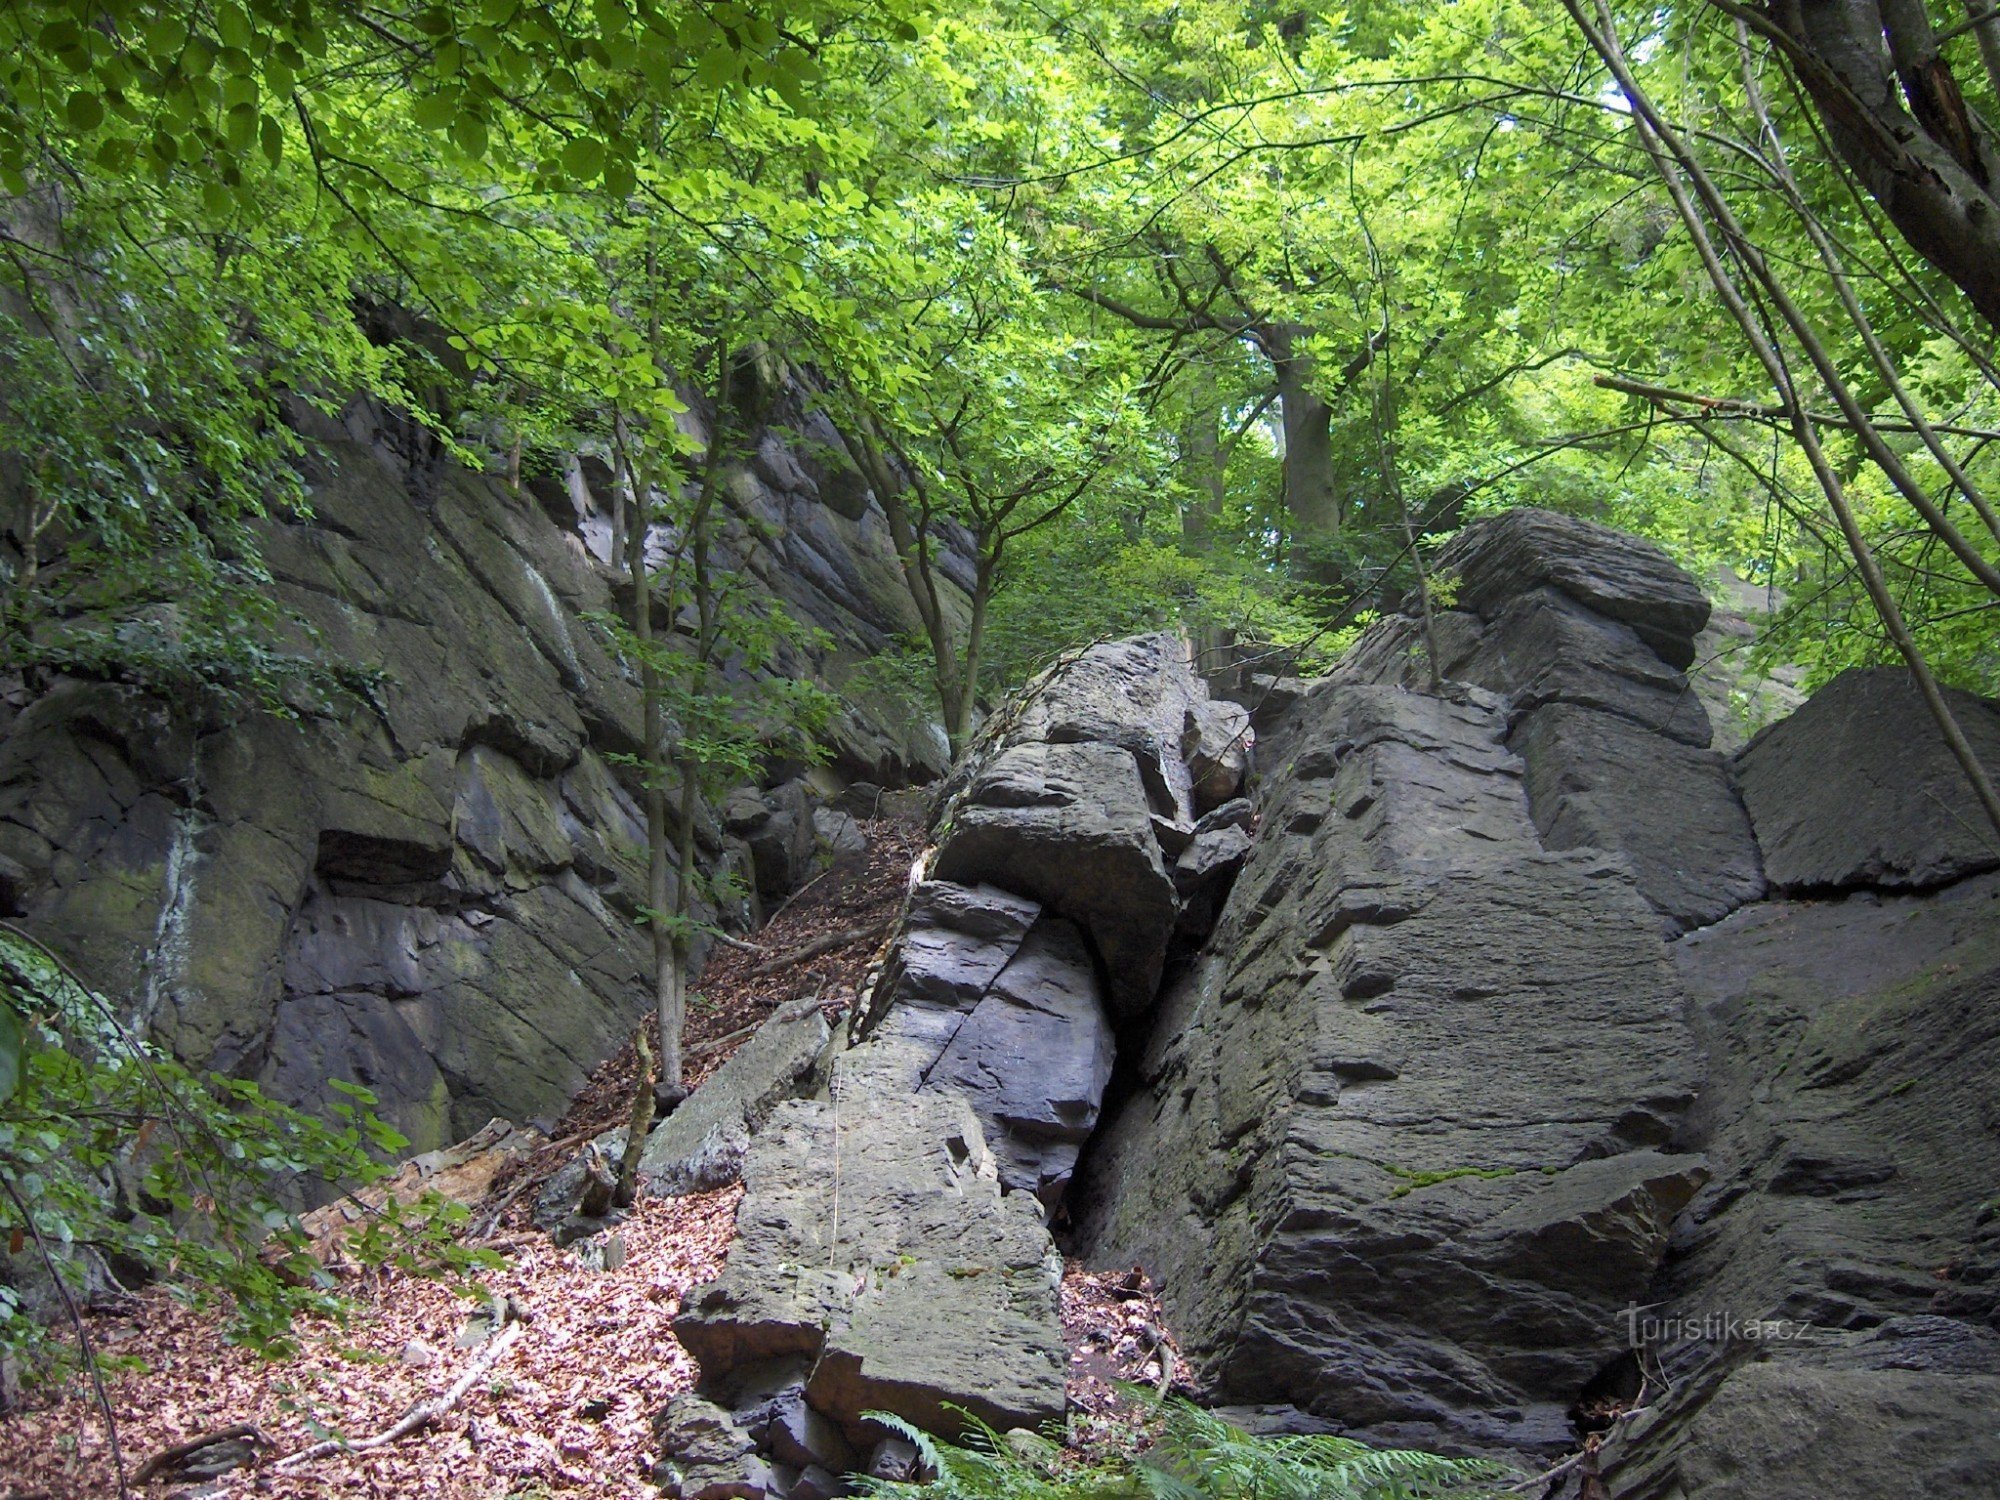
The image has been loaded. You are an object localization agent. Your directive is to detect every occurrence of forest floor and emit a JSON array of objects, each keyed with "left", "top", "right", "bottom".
[{"left": 4, "top": 815, "right": 1180, "bottom": 1499}]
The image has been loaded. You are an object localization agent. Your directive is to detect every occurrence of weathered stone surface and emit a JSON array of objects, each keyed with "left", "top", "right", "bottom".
[
  {"left": 1604, "top": 1362, "right": 2000, "bottom": 1500},
  {"left": 1510, "top": 702, "right": 1763, "bottom": 934},
  {"left": 1337, "top": 590, "right": 1712, "bottom": 746},
  {"left": 653, "top": 1394, "right": 778, "bottom": 1499},
  {"left": 1734, "top": 666, "right": 2000, "bottom": 892},
  {"left": 726, "top": 779, "right": 820, "bottom": 898},
  {"left": 674, "top": 1086, "right": 1066, "bottom": 1443},
  {"left": 1171, "top": 822, "right": 1252, "bottom": 950},
  {"left": 638, "top": 992, "right": 832, "bottom": 1195},
  {"left": 0, "top": 390, "right": 969, "bottom": 1152},
  {"left": 934, "top": 740, "right": 1175, "bottom": 1017},
  {"left": 1078, "top": 683, "right": 1703, "bottom": 1455},
  {"left": 923, "top": 917, "right": 1116, "bottom": 1207},
  {"left": 531, "top": 1126, "right": 628, "bottom": 1233},
  {"left": 855, "top": 881, "right": 1113, "bottom": 1207},
  {"left": 1434, "top": 507, "right": 1711, "bottom": 668},
  {"left": 810, "top": 807, "right": 867, "bottom": 859},
  {"left": 1588, "top": 872, "right": 2000, "bottom": 1496},
  {"left": 1188, "top": 697, "right": 1254, "bottom": 811},
  {"left": 874, "top": 880, "right": 1041, "bottom": 1014}
]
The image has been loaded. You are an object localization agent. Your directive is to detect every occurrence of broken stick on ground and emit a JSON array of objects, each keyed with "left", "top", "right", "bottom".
[{"left": 273, "top": 1320, "right": 526, "bottom": 1472}]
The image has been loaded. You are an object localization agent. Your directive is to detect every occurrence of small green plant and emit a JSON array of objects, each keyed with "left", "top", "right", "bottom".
[
  {"left": 1385, "top": 1165, "right": 1518, "bottom": 1200},
  {"left": 0, "top": 923, "right": 477, "bottom": 1379},
  {"left": 856, "top": 1398, "right": 1512, "bottom": 1500}
]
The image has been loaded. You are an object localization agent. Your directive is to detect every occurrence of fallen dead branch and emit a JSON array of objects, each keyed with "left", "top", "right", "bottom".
[
  {"left": 747, "top": 920, "right": 890, "bottom": 976},
  {"left": 131, "top": 1424, "right": 265, "bottom": 1485},
  {"left": 273, "top": 1319, "right": 525, "bottom": 1472}
]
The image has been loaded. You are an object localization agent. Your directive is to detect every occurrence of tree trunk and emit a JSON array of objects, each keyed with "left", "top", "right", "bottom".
[
  {"left": 1271, "top": 332, "right": 1340, "bottom": 576},
  {"left": 615, "top": 410, "right": 682, "bottom": 1094},
  {"left": 1761, "top": 0, "right": 2000, "bottom": 331},
  {"left": 946, "top": 544, "right": 998, "bottom": 759},
  {"left": 1178, "top": 397, "right": 1225, "bottom": 554}
]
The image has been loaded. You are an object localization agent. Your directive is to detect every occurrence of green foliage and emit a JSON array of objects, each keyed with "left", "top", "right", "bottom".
[
  {"left": 0, "top": 926, "right": 480, "bottom": 1374},
  {"left": 856, "top": 1400, "right": 1511, "bottom": 1500},
  {"left": 982, "top": 533, "right": 1347, "bottom": 694}
]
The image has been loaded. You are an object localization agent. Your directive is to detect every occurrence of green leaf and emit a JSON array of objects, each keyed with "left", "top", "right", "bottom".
[
  {"left": 216, "top": 4, "right": 255, "bottom": 52},
  {"left": 146, "top": 16, "right": 189, "bottom": 57},
  {"left": 259, "top": 113, "right": 283, "bottom": 167},
  {"left": 695, "top": 46, "right": 737, "bottom": 88},
  {"left": 452, "top": 110, "right": 488, "bottom": 159},
  {"left": 560, "top": 135, "right": 605, "bottom": 178},
  {"left": 65, "top": 90, "right": 104, "bottom": 133},
  {"left": 412, "top": 91, "right": 456, "bottom": 131}
]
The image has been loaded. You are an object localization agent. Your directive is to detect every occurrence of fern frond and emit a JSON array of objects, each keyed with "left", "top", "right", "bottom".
[{"left": 853, "top": 1398, "right": 1513, "bottom": 1500}]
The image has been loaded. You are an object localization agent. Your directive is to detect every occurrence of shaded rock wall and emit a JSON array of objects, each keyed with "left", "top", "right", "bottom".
[
  {"left": 1076, "top": 508, "right": 2000, "bottom": 1493},
  {"left": 655, "top": 515, "right": 1997, "bottom": 1496},
  {"left": 0, "top": 390, "right": 963, "bottom": 1152}
]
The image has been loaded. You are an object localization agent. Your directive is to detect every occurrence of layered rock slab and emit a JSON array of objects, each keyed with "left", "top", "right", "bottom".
[
  {"left": 638, "top": 991, "right": 833, "bottom": 1195},
  {"left": 1432, "top": 506, "right": 1711, "bottom": 669},
  {"left": 933, "top": 741, "right": 1177, "bottom": 1017},
  {"left": 674, "top": 1085, "right": 1066, "bottom": 1444},
  {"left": 0, "top": 388, "right": 976, "bottom": 1150},
  {"left": 864, "top": 881, "right": 1116, "bottom": 1207},
  {"left": 1077, "top": 684, "right": 1704, "bottom": 1454},
  {"left": 1328, "top": 511, "right": 1763, "bottom": 936},
  {"left": 1591, "top": 873, "right": 2000, "bottom": 1499},
  {"left": 1734, "top": 666, "right": 2000, "bottom": 892},
  {"left": 929, "top": 633, "right": 1253, "bottom": 1019}
]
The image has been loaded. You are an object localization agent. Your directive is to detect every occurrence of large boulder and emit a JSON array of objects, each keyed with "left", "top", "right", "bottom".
[
  {"left": 0, "top": 390, "right": 972, "bottom": 1152},
  {"left": 1077, "top": 684, "right": 1705, "bottom": 1455},
  {"left": 1433, "top": 507, "right": 1711, "bottom": 669},
  {"left": 724, "top": 779, "right": 820, "bottom": 899},
  {"left": 1733, "top": 667, "right": 2000, "bottom": 892},
  {"left": 928, "top": 633, "right": 1252, "bottom": 1018},
  {"left": 639, "top": 992, "right": 833, "bottom": 1195},
  {"left": 918, "top": 916, "right": 1115, "bottom": 1208},
  {"left": 1511, "top": 702, "right": 1764, "bottom": 935},
  {"left": 932, "top": 741, "right": 1177, "bottom": 1017},
  {"left": 857, "top": 882, "right": 1115, "bottom": 1210},
  {"left": 1328, "top": 514, "right": 1765, "bottom": 938},
  {"left": 1591, "top": 872, "right": 2000, "bottom": 1498},
  {"left": 674, "top": 1086, "right": 1067, "bottom": 1444}
]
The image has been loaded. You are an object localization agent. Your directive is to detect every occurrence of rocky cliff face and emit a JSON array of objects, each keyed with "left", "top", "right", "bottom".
[
  {"left": 652, "top": 513, "right": 1997, "bottom": 1498},
  {"left": 0, "top": 387, "right": 961, "bottom": 1155},
  {"left": 1073, "top": 509, "right": 2000, "bottom": 1494}
]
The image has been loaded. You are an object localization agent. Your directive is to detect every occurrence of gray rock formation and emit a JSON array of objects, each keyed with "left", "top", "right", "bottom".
[
  {"left": 865, "top": 883, "right": 1115, "bottom": 1207},
  {"left": 934, "top": 738, "right": 1178, "bottom": 1015},
  {"left": 930, "top": 633, "right": 1252, "bottom": 1016},
  {"left": 1734, "top": 666, "right": 2000, "bottom": 892},
  {"left": 1075, "top": 508, "right": 2000, "bottom": 1493},
  {"left": 1077, "top": 680, "right": 1707, "bottom": 1454},
  {"left": 663, "top": 634, "right": 1261, "bottom": 1496},
  {"left": 638, "top": 992, "right": 833, "bottom": 1195},
  {"left": 1593, "top": 872, "right": 2000, "bottom": 1500},
  {"left": 0, "top": 390, "right": 968, "bottom": 1153},
  {"left": 1433, "top": 506, "right": 1712, "bottom": 669},
  {"left": 673, "top": 1085, "right": 1067, "bottom": 1443}
]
